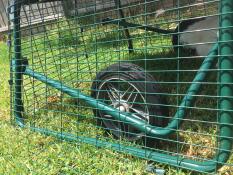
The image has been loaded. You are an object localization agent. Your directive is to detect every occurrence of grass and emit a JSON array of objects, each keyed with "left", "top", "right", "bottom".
[
  {"left": 0, "top": 41, "right": 159, "bottom": 174},
  {"left": 0, "top": 37, "right": 195, "bottom": 175},
  {"left": 1, "top": 8, "right": 233, "bottom": 174}
]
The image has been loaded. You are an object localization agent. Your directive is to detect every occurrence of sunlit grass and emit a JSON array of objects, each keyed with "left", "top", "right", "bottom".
[{"left": 1, "top": 10, "right": 233, "bottom": 174}]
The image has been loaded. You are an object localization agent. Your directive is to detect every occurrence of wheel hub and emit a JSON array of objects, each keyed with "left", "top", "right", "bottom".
[{"left": 114, "top": 102, "right": 130, "bottom": 112}]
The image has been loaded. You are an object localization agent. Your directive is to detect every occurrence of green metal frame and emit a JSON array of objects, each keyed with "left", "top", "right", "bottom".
[{"left": 10, "top": 0, "right": 233, "bottom": 173}]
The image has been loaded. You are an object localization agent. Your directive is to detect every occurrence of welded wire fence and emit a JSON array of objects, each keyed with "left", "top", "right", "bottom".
[{"left": 9, "top": 0, "right": 233, "bottom": 174}]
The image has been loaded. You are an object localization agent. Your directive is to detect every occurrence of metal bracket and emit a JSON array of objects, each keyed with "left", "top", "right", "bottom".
[{"left": 11, "top": 57, "right": 28, "bottom": 73}]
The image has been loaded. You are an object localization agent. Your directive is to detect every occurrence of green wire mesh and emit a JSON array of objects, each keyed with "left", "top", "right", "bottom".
[{"left": 9, "top": 0, "right": 233, "bottom": 174}]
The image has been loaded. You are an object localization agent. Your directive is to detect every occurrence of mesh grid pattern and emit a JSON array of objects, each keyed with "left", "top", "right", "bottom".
[{"left": 9, "top": 0, "right": 233, "bottom": 174}]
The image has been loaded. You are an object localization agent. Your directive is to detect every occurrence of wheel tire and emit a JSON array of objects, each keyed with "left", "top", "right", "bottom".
[{"left": 91, "top": 63, "right": 169, "bottom": 147}]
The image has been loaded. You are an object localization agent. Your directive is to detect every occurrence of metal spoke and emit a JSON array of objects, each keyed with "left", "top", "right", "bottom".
[
  {"left": 126, "top": 89, "right": 136, "bottom": 102},
  {"left": 121, "top": 85, "right": 134, "bottom": 99},
  {"left": 127, "top": 92, "right": 139, "bottom": 107},
  {"left": 97, "top": 77, "right": 150, "bottom": 141},
  {"left": 106, "top": 83, "right": 121, "bottom": 101},
  {"left": 106, "top": 89, "right": 116, "bottom": 102},
  {"left": 130, "top": 107, "right": 149, "bottom": 121},
  {"left": 132, "top": 92, "right": 139, "bottom": 104}
]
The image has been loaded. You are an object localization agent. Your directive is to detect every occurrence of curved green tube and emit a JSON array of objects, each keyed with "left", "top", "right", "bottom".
[
  {"left": 24, "top": 43, "right": 218, "bottom": 137},
  {"left": 11, "top": 0, "right": 233, "bottom": 173}
]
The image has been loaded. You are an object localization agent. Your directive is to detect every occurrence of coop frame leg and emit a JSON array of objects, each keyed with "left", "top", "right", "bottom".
[
  {"left": 113, "top": 0, "right": 134, "bottom": 53},
  {"left": 11, "top": 0, "right": 233, "bottom": 173}
]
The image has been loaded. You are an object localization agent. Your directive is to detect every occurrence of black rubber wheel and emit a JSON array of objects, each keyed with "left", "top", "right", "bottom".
[{"left": 91, "top": 63, "right": 169, "bottom": 146}]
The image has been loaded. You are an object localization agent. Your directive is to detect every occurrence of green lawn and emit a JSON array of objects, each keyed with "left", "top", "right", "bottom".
[
  {"left": 0, "top": 40, "right": 185, "bottom": 175},
  {"left": 0, "top": 41, "right": 156, "bottom": 174},
  {"left": 0, "top": 16, "right": 232, "bottom": 174}
]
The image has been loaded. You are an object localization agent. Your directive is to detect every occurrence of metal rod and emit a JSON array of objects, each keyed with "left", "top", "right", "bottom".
[
  {"left": 113, "top": 0, "right": 134, "bottom": 53},
  {"left": 19, "top": 124, "right": 218, "bottom": 173},
  {"left": 24, "top": 43, "right": 218, "bottom": 137},
  {"left": 11, "top": 0, "right": 233, "bottom": 172},
  {"left": 102, "top": 17, "right": 175, "bottom": 34},
  {"left": 12, "top": 0, "right": 24, "bottom": 125},
  {"left": 216, "top": 0, "right": 233, "bottom": 167}
]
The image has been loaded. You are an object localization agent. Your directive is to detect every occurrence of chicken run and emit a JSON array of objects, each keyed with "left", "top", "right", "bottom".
[{"left": 9, "top": 0, "right": 233, "bottom": 173}]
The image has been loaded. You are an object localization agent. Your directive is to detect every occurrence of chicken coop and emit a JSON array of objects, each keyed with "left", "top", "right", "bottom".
[{"left": 9, "top": 0, "right": 233, "bottom": 173}]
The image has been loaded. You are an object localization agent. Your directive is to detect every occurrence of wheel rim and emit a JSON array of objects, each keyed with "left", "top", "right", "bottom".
[{"left": 96, "top": 77, "right": 150, "bottom": 141}]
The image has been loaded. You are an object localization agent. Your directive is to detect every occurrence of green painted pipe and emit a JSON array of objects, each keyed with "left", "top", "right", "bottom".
[
  {"left": 13, "top": 120, "right": 219, "bottom": 172},
  {"left": 217, "top": 0, "right": 233, "bottom": 167},
  {"left": 12, "top": 0, "right": 24, "bottom": 122},
  {"left": 11, "top": 0, "right": 233, "bottom": 173},
  {"left": 24, "top": 43, "right": 218, "bottom": 138}
]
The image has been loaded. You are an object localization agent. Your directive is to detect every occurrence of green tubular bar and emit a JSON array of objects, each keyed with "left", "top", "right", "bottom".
[
  {"left": 23, "top": 43, "right": 218, "bottom": 138},
  {"left": 14, "top": 124, "right": 220, "bottom": 172},
  {"left": 12, "top": 0, "right": 24, "bottom": 127},
  {"left": 218, "top": 0, "right": 233, "bottom": 165},
  {"left": 11, "top": 0, "right": 233, "bottom": 172}
]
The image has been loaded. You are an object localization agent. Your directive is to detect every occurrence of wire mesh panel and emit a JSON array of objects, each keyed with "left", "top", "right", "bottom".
[{"left": 9, "top": 0, "right": 233, "bottom": 174}]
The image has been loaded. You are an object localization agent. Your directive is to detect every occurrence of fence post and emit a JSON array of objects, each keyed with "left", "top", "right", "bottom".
[{"left": 218, "top": 0, "right": 233, "bottom": 166}]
